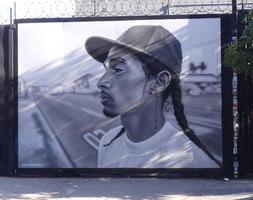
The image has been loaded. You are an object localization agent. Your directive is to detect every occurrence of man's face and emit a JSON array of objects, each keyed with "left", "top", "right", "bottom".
[{"left": 97, "top": 47, "right": 149, "bottom": 118}]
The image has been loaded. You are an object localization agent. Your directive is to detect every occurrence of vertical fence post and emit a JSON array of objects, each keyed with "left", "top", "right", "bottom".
[
  {"left": 8, "top": 25, "right": 16, "bottom": 176},
  {"left": 167, "top": 0, "right": 170, "bottom": 15},
  {"left": 231, "top": 0, "right": 239, "bottom": 178},
  {"left": 94, "top": 0, "right": 96, "bottom": 16},
  {"left": 14, "top": 1, "right": 16, "bottom": 21},
  {"left": 249, "top": 76, "right": 253, "bottom": 176},
  {"left": 10, "top": 8, "right": 13, "bottom": 25},
  {"left": 232, "top": 0, "right": 237, "bottom": 33},
  {"left": 232, "top": 0, "right": 237, "bottom": 15}
]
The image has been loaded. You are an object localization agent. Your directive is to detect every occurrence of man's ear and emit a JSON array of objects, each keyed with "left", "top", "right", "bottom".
[{"left": 152, "top": 70, "right": 171, "bottom": 94}]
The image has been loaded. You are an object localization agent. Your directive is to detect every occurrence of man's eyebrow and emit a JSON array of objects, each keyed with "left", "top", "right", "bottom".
[{"left": 109, "top": 58, "right": 126, "bottom": 65}]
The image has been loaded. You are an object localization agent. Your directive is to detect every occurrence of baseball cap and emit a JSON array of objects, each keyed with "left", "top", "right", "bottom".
[{"left": 85, "top": 25, "right": 182, "bottom": 75}]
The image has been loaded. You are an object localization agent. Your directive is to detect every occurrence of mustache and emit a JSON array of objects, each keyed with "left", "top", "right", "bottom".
[{"left": 100, "top": 91, "right": 112, "bottom": 99}]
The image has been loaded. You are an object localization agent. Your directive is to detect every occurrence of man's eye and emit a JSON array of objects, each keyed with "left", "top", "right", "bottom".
[
  {"left": 111, "top": 65, "right": 125, "bottom": 74},
  {"left": 114, "top": 68, "right": 124, "bottom": 73}
]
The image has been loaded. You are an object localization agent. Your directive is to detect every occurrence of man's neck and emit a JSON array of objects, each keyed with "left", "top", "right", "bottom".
[{"left": 120, "top": 98, "right": 165, "bottom": 143}]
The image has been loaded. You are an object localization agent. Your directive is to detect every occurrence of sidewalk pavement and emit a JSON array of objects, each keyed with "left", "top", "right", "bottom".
[{"left": 0, "top": 177, "right": 252, "bottom": 200}]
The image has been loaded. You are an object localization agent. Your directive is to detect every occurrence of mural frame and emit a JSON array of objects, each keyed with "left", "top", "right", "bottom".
[{"left": 12, "top": 14, "right": 234, "bottom": 178}]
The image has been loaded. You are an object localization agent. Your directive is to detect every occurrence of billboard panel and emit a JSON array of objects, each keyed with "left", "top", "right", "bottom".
[{"left": 18, "top": 17, "right": 222, "bottom": 169}]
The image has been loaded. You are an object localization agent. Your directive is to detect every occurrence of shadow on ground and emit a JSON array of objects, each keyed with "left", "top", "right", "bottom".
[{"left": 0, "top": 178, "right": 252, "bottom": 200}]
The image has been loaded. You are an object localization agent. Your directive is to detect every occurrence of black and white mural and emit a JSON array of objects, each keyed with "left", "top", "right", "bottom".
[{"left": 18, "top": 18, "right": 222, "bottom": 168}]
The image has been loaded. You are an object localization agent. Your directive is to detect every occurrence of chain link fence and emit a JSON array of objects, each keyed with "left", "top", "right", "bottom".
[
  {"left": 0, "top": 0, "right": 253, "bottom": 24},
  {"left": 0, "top": 1, "right": 11, "bottom": 24}
]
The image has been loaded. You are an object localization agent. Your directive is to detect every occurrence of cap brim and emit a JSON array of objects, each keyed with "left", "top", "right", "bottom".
[{"left": 85, "top": 36, "right": 116, "bottom": 63}]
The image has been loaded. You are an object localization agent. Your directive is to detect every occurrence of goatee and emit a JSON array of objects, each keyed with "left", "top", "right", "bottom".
[{"left": 103, "top": 109, "right": 118, "bottom": 118}]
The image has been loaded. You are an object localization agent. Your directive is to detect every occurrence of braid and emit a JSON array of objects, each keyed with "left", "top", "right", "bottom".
[
  {"left": 171, "top": 78, "right": 189, "bottom": 130},
  {"left": 171, "top": 79, "right": 222, "bottom": 167},
  {"left": 103, "top": 128, "right": 125, "bottom": 147}
]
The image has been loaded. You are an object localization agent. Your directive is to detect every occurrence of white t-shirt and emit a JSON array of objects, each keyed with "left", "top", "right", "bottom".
[{"left": 98, "top": 121, "right": 219, "bottom": 168}]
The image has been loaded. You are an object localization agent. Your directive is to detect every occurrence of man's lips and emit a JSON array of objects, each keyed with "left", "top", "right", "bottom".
[{"left": 100, "top": 91, "right": 112, "bottom": 104}]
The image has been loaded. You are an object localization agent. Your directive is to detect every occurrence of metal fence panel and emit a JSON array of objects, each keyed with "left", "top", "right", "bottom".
[
  {"left": 2, "top": 0, "right": 253, "bottom": 24},
  {"left": 0, "top": 0, "right": 246, "bottom": 24}
]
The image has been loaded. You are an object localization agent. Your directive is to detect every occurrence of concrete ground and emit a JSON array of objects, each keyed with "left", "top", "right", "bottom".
[{"left": 0, "top": 177, "right": 252, "bottom": 200}]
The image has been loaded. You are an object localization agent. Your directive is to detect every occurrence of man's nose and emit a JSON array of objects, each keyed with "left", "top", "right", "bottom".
[{"left": 97, "top": 72, "right": 112, "bottom": 89}]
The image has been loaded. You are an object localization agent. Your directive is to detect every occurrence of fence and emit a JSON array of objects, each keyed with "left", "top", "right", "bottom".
[{"left": 0, "top": 0, "right": 253, "bottom": 24}]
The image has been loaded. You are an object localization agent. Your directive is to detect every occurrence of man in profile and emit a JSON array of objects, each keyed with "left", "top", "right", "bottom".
[{"left": 85, "top": 25, "right": 220, "bottom": 168}]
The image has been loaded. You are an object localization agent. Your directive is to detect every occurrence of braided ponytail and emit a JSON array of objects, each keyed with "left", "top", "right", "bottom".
[
  {"left": 103, "top": 128, "right": 125, "bottom": 147},
  {"left": 171, "top": 78, "right": 189, "bottom": 131},
  {"left": 171, "top": 78, "right": 221, "bottom": 167}
]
